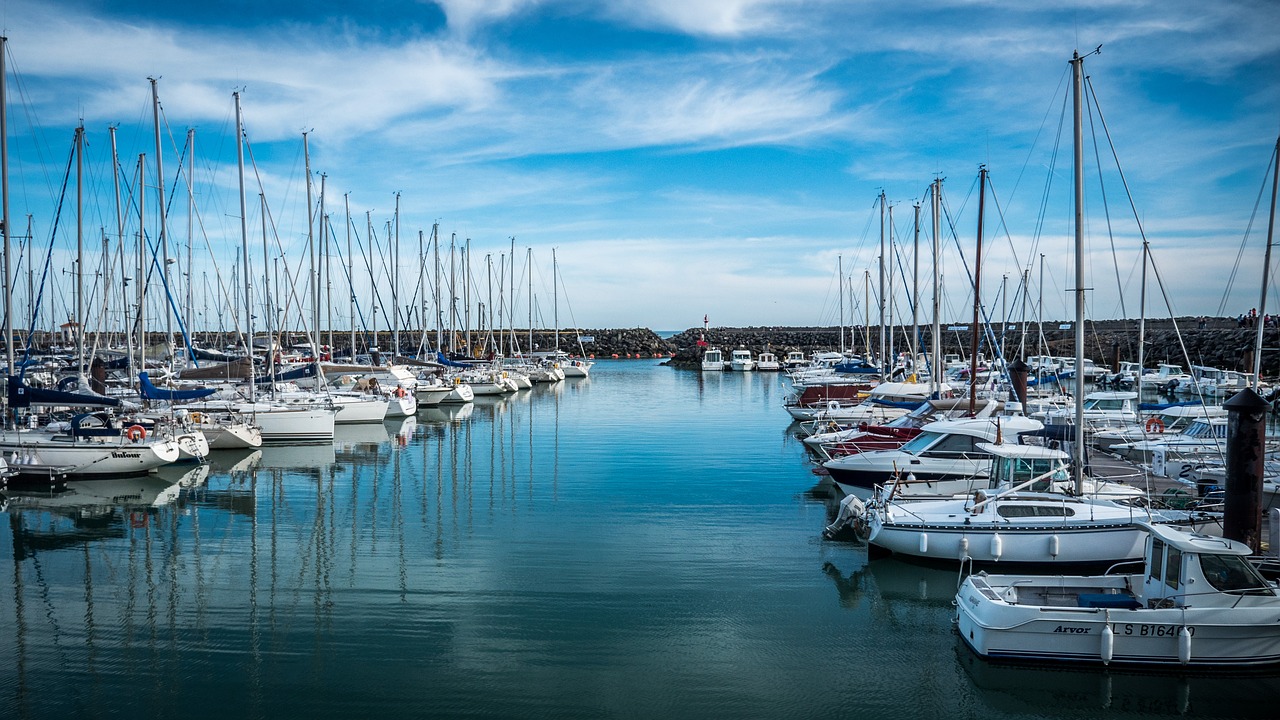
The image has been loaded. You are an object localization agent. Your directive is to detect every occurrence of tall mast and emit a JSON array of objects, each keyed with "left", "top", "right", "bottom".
[
  {"left": 2, "top": 36, "right": 13, "bottom": 378},
  {"left": 888, "top": 205, "right": 896, "bottom": 370},
  {"left": 150, "top": 78, "right": 172, "bottom": 352},
  {"left": 911, "top": 201, "right": 920, "bottom": 373},
  {"left": 464, "top": 237, "right": 471, "bottom": 355},
  {"left": 75, "top": 124, "right": 85, "bottom": 380},
  {"left": 137, "top": 153, "right": 146, "bottom": 384},
  {"left": 367, "top": 211, "right": 376, "bottom": 355},
  {"left": 109, "top": 126, "right": 128, "bottom": 373},
  {"left": 1138, "top": 240, "right": 1148, "bottom": 379},
  {"left": 931, "top": 179, "right": 942, "bottom": 397},
  {"left": 1253, "top": 133, "right": 1280, "bottom": 387},
  {"left": 233, "top": 92, "right": 254, "bottom": 402},
  {"left": 186, "top": 128, "right": 195, "bottom": 336},
  {"left": 527, "top": 247, "right": 533, "bottom": 357},
  {"left": 553, "top": 248, "right": 559, "bottom": 353},
  {"left": 261, "top": 193, "right": 274, "bottom": 388},
  {"left": 392, "top": 192, "right": 400, "bottom": 361},
  {"left": 1071, "top": 51, "right": 1087, "bottom": 493},
  {"left": 509, "top": 237, "right": 516, "bottom": 356},
  {"left": 970, "top": 166, "right": 987, "bottom": 416},
  {"left": 321, "top": 174, "right": 330, "bottom": 354},
  {"left": 304, "top": 132, "right": 317, "bottom": 343},
  {"left": 878, "top": 191, "right": 886, "bottom": 371},
  {"left": 838, "top": 254, "right": 845, "bottom": 354},
  {"left": 345, "top": 192, "right": 354, "bottom": 359},
  {"left": 433, "top": 224, "right": 441, "bottom": 353}
]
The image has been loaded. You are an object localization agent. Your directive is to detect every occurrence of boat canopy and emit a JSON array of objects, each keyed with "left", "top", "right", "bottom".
[{"left": 139, "top": 372, "right": 216, "bottom": 401}]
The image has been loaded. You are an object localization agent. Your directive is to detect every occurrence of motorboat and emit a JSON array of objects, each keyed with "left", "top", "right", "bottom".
[
  {"left": 822, "top": 415, "right": 1046, "bottom": 500},
  {"left": 955, "top": 522, "right": 1280, "bottom": 667},
  {"left": 830, "top": 443, "right": 1219, "bottom": 566},
  {"left": 729, "top": 348, "right": 755, "bottom": 371},
  {"left": 805, "top": 398, "right": 1001, "bottom": 460},
  {"left": 701, "top": 347, "right": 726, "bottom": 371},
  {"left": 755, "top": 352, "right": 781, "bottom": 371},
  {"left": 1091, "top": 403, "right": 1227, "bottom": 452},
  {"left": 1115, "top": 417, "right": 1228, "bottom": 468},
  {"left": 1039, "top": 390, "right": 1140, "bottom": 433}
]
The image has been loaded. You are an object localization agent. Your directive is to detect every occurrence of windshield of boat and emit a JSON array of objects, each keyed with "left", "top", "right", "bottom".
[
  {"left": 900, "top": 431, "right": 942, "bottom": 454},
  {"left": 1198, "top": 553, "right": 1276, "bottom": 594},
  {"left": 989, "top": 455, "right": 1069, "bottom": 490},
  {"left": 1084, "top": 397, "right": 1126, "bottom": 411},
  {"left": 1183, "top": 421, "right": 1218, "bottom": 439}
]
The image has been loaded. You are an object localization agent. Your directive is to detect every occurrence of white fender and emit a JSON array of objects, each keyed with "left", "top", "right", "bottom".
[
  {"left": 919, "top": 532, "right": 929, "bottom": 554},
  {"left": 1049, "top": 534, "right": 1060, "bottom": 558},
  {"left": 958, "top": 536, "right": 970, "bottom": 558},
  {"left": 990, "top": 533, "right": 1003, "bottom": 560},
  {"left": 1178, "top": 626, "right": 1192, "bottom": 665},
  {"left": 1101, "top": 624, "right": 1114, "bottom": 665}
]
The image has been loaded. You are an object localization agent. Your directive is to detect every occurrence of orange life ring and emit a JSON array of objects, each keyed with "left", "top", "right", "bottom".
[
  {"left": 1144, "top": 417, "right": 1165, "bottom": 433},
  {"left": 126, "top": 424, "right": 147, "bottom": 442}
]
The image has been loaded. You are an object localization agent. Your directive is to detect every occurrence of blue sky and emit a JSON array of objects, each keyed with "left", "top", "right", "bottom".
[{"left": 1, "top": 0, "right": 1278, "bottom": 336}]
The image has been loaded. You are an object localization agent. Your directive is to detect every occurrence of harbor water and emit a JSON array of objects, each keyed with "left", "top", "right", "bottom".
[{"left": 1, "top": 361, "right": 1277, "bottom": 719}]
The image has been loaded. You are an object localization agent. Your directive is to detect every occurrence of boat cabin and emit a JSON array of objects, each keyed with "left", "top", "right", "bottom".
[
  {"left": 978, "top": 443, "right": 1070, "bottom": 493},
  {"left": 1140, "top": 524, "right": 1274, "bottom": 608}
]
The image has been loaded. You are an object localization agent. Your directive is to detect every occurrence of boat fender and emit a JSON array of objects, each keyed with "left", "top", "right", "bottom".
[
  {"left": 990, "top": 533, "right": 1003, "bottom": 560},
  {"left": 1101, "top": 624, "right": 1114, "bottom": 665},
  {"left": 1178, "top": 626, "right": 1192, "bottom": 664},
  {"left": 126, "top": 424, "right": 147, "bottom": 442},
  {"left": 958, "top": 536, "right": 969, "bottom": 559},
  {"left": 919, "top": 532, "right": 929, "bottom": 554},
  {"left": 1049, "top": 534, "right": 1060, "bottom": 558},
  {"left": 1145, "top": 416, "right": 1165, "bottom": 433}
]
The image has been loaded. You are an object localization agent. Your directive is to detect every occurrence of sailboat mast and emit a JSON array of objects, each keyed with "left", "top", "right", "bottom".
[
  {"left": 137, "top": 153, "right": 146, "bottom": 385},
  {"left": 304, "top": 132, "right": 316, "bottom": 345},
  {"left": 233, "top": 91, "right": 254, "bottom": 402},
  {"left": 1071, "top": 51, "right": 1087, "bottom": 492},
  {"left": 838, "top": 254, "right": 845, "bottom": 354},
  {"left": 888, "top": 205, "right": 896, "bottom": 370},
  {"left": 75, "top": 125, "right": 84, "bottom": 379},
  {"left": 186, "top": 128, "right": 195, "bottom": 336},
  {"left": 878, "top": 191, "right": 886, "bottom": 371},
  {"left": 149, "top": 79, "right": 173, "bottom": 354},
  {"left": 970, "top": 166, "right": 986, "bottom": 416},
  {"left": 912, "top": 201, "right": 920, "bottom": 372},
  {"left": 931, "top": 178, "right": 942, "bottom": 396},
  {"left": 345, "top": 193, "right": 354, "bottom": 359},
  {"left": 1, "top": 35, "right": 12, "bottom": 379},
  {"left": 1253, "top": 133, "right": 1280, "bottom": 387},
  {"left": 393, "top": 192, "right": 400, "bottom": 361},
  {"left": 553, "top": 248, "right": 559, "bottom": 354},
  {"left": 1138, "top": 240, "right": 1148, "bottom": 381},
  {"left": 527, "top": 247, "right": 533, "bottom": 358}
]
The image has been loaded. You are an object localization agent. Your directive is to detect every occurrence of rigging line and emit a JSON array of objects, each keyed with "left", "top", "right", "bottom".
[
  {"left": 1008, "top": 63, "right": 1073, "bottom": 210},
  {"left": 1083, "top": 75, "right": 1127, "bottom": 319},
  {"left": 16, "top": 143, "right": 75, "bottom": 381},
  {"left": 1214, "top": 144, "right": 1276, "bottom": 317}
]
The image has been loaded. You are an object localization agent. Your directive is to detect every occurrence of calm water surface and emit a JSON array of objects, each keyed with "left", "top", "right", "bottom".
[{"left": 1, "top": 361, "right": 1276, "bottom": 719}]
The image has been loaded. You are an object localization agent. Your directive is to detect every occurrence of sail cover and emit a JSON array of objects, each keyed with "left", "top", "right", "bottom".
[
  {"left": 7, "top": 376, "right": 121, "bottom": 408},
  {"left": 139, "top": 372, "right": 217, "bottom": 401}
]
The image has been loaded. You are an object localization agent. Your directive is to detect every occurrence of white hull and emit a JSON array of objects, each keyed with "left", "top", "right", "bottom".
[
  {"left": 384, "top": 393, "right": 418, "bottom": 418},
  {"left": 331, "top": 396, "right": 391, "bottom": 424},
  {"left": 561, "top": 361, "right": 591, "bottom": 378},
  {"left": 957, "top": 579, "right": 1280, "bottom": 666},
  {"left": 0, "top": 430, "right": 182, "bottom": 476},
  {"left": 438, "top": 383, "right": 475, "bottom": 404},
  {"left": 201, "top": 421, "right": 263, "bottom": 449}
]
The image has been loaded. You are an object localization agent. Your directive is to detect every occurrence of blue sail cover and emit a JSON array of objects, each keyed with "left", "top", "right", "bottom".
[
  {"left": 1138, "top": 400, "right": 1205, "bottom": 411},
  {"left": 253, "top": 362, "right": 319, "bottom": 384},
  {"left": 7, "top": 375, "right": 121, "bottom": 408},
  {"left": 436, "top": 352, "right": 476, "bottom": 369},
  {"left": 834, "top": 360, "right": 880, "bottom": 375},
  {"left": 139, "top": 372, "right": 216, "bottom": 401}
]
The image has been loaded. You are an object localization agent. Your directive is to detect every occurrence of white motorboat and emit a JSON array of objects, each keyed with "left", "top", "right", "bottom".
[
  {"left": 837, "top": 443, "right": 1219, "bottom": 566},
  {"left": 756, "top": 352, "right": 781, "bottom": 371},
  {"left": 956, "top": 522, "right": 1280, "bottom": 667},
  {"left": 822, "top": 415, "right": 1046, "bottom": 500},
  {"left": 701, "top": 347, "right": 726, "bottom": 371},
  {"left": 1115, "top": 417, "right": 1228, "bottom": 468},
  {"left": 560, "top": 358, "right": 593, "bottom": 378},
  {"left": 1092, "top": 403, "right": 1227, "bottom": 452},
  {"left": 806, "top": 398, "right": 1002, "bottom": 460},
  {"left": 729, "top": 348, "right": 755, "bottom": 371},
  {"left": 1039, "top": 390, "right": 1140, "bottom": 433}
]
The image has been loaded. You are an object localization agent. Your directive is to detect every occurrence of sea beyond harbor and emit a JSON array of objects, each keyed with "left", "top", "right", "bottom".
[{"left": 2, "top": 361, "right": 1277, "bottom": 719}]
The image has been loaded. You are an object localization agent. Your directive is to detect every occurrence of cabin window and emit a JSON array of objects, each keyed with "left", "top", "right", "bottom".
[
  {"left": 1199, "top": 554, "right": 1273, "bottom": 594},
  {"left": 921, "top": 434, "right": 989, "bottom": 459},
  {"left": 1149, "top": 539, "right": 1164, "bottom": 583},
  {"left": 996, "top": 504, "right": 1076, "bottom": 518},
  {"left": 1165, "top": 547, "right": 1182, "bottom": 591}
]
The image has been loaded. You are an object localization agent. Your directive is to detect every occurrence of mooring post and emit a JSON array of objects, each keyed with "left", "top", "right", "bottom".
[{"left": 1223, "top": 388, "right": 1270, "bottom": 553}]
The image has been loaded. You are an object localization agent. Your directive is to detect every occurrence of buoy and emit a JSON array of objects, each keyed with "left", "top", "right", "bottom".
[
  {"left": 125, "top": 424, "right": 147, "bottom": 442},
  {"left": 1101, "top": 624, "right": 1115, "bottom": 664},
  {"left": 990, "top": 533, "right": 1003, "bottom": 560},
  {"left": 1145, "top": 416, "right": 1165, "bottom": 433},
  {"left": 611, "top": 354, "right": 619, "bottom": 359},
  {"left": 1178, "top": 626, "right": 1192, "bottom": 664},
  {"left": 1049, "top": 534, "right": 1060, "bottom": 558},
  {"left": 919, "top": 532, "right": 929, "bottom": 553},
  {"left": 958, "top": 536, "right": 969, "bottom": 558}
]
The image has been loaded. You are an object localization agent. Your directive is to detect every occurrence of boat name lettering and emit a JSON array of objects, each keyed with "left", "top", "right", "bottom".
[
  {"left": 1112, "top": 623, "right": 1195, "bottom": 637},
  {"left": 1052, "top": 625, "right": 1090, "bottom": 634},
  {"left": 110, "top": 451, "right": 142, "bottom": 459}
]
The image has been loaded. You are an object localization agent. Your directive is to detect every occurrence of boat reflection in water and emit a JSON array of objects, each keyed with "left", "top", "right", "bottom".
[
  {"left": 957, "top": 647, "right": 1280, "bottom": 718},
  {"left": 822, "top": 556, "right": 959, "bottom": 610}
]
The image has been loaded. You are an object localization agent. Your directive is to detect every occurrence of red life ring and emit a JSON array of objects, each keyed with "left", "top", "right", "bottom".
[
  {"left": 126, "top": 424, "right": 147, "bottom": 442},
  {"left": 1144, "top": 417, "right": 1165, "bottom": 433}
]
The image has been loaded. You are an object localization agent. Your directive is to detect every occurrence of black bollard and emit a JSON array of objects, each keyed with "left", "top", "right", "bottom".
[
  {"left": 1222, "top": 388, "right": 1270, "bottom": 553},
  {"left": 1007, "top": 359, "right": 1030, "bottom": 410}
]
